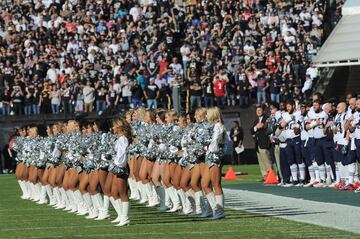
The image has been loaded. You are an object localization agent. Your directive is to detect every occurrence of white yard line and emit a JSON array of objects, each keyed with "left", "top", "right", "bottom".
[{"left": 224, "top": 188, "right": 360, "bottom": 234}]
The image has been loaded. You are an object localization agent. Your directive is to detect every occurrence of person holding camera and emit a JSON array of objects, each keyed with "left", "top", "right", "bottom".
[
  {"left": 11, "top": 85, "right": 23, "bottom": 115},
  {"left": 24, "top": 86, "right": 33, "bottom": 115}
]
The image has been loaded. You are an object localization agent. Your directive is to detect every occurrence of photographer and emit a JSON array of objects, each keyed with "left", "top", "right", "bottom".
[
  {"left": 11, "top": 85, "right": 23, "bottom": 115},
  {"left": 24, "top": 86, "right": 33, "bottom": 115}
]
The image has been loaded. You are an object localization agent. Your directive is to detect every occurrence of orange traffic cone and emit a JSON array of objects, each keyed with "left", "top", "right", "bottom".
[
  {"left": 224, "top": 167, "right": 238, "bottom": 180},
  {"left": 264, "top": 168, "right": 278, "bottom": 184}
]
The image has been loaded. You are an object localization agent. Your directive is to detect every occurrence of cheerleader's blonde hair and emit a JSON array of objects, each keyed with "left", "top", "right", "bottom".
[
  {"left": 112, "top": 117, "right": 132, "bottom": 143},
  {"left": 52, "top": 123, "right": 63, "bottom": 135},
  {"left": 166, "top": 110, "right": 179, "bottom": 124},
  {"left": 195, "top": 107, "right": 207, "bottom": 121},
  {"left": 206, "top": 107, "right": 224, "bottom": 124},
  {"left": 135, "top": 107, "right": 146, "bottom": 121}
]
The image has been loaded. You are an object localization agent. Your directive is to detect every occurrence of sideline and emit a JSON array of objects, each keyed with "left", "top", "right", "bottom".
[{"left": 224, "top": 188, "right": 360, "bottom": 234}]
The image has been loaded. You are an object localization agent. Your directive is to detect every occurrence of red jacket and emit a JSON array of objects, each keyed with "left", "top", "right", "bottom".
[{"left": 213, "top": 79, "right": 226, "bottom": 97}]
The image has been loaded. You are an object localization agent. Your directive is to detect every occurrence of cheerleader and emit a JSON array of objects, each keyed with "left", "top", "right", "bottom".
[
  {"left": 189, "top": 108, "right": 212, "bottom": 217},
  {"left": 47, "top": 123, "right": 63, "bottom": 207},
  {"left": 137, "top": 110, "right": 158, "bottom": 207},
  {"left": 178, "top": 115, "right": 198, "bottom": 214},
  {"left": 165, "top": 111, "right": 192, "bottom": 214},
  {"left": 63, "top": 120, "right": 87, "bottom": 215},
  {"left": 95, "top": 122, "right": 117, "bottom": 221},
  {"left": 26, "top": 125, "right": 42, "bottom": 202},
  {"left": 14, "top": 126, "right": 30, "bottom": 199},
  {"left": 109, "top": 117, "right": 132, "bottom": 226},
  {"left": 132, "top": 108, "right": 147, "bottom": 203},
  {"left": 202, "top": 107, "right": 226, "bottom": 219},
  {"left": 150, "top": 110, "right": 170, "bottom": 210},
  {"left": 53, "top": 122, "right": 70, "bottom": 210},
  {"left": 127, "top": 110, "right": 141, "bottom": 201},
  {"left": 37, "top": 125, "right": 55, "bottom": 205},
  {"left": 92, "top": 121, "right": 112, "bottom": 220},
  {"left": 78, "top": 122, "right": 99, "bottom": 219}
]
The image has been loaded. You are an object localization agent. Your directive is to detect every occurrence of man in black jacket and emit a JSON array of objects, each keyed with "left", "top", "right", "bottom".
[{"left": 251, "top": 106, "right": 273, "bottom": 178}]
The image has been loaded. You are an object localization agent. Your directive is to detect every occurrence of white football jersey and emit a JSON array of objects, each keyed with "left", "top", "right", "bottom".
[
  {"left": 352, "top": 111, "right": 360, "bottom": 139},
  {"left": 282, "top": 111, "right": 303, "bottom": 139},
  {"left": 333, "top": 113, "right": 349, "bottom": 145},
  {"left": 307, "top": 110, "right": 328, "bottom": 139},
  {"left": 300, "top": 115, "right": 311, "bottom": 141}
]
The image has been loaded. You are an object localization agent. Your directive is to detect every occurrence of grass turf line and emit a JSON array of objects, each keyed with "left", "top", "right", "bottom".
[{"left": 0, "top": 165, "right": 358, "bottom": 239}]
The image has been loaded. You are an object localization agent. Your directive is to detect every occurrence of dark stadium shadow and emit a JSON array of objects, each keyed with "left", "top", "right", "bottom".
[{"left": 237, "top": 206, "right": 325, "bottom": 217}]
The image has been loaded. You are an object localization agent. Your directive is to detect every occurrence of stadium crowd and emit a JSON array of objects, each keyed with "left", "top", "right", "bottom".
[{"left": 0, "top": 0, "right": 336, "bottom": 116}]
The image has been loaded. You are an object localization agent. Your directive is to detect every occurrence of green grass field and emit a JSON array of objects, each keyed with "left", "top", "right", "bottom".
[{"left": 0, "top": 165, "right": 358, "bottom": 239}]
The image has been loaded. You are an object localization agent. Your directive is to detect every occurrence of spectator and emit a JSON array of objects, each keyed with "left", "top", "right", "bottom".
[
  {"left": 169, "top": 57, "right": 183, "bottom": 78},
  {"left": 24, "top": 86, "right": 33, "bottom": 115},
  {"left": 120, "top": 75, "right": 132, "bottom": 109},
  {"left": 1, "top": 89, "right": 11, "bottom": 116},
  {"left": 74, "top": 84, "right": 84, "bottom": 113},
  {"left": 169, "top": 73, "right": 182, "bottom": 112},
  {"left": 32, "top": 86, "right": 41, "bottom": 115},
  {"left": 237, "top": 70, "right": 251, "bottom": 108},
  {"left": 180, "top": 41, "right": 191, "bottom": 79},
  {"left": 144, "top": 79, "right": 160, "bottom": 109},
  {"left": 306, "top": 63, "right": 318, "bottom": 81},
  {"left": 189, "top": 80, "right": 202, "bottom": 112},
  {"left": 40, "top": 84, "right": 52, "bottom": 114},
  {"left": 131, "top": 80, "right": 143, "bottom": 108},
  {"left": 256, "top": 71, "right": 269, "bottom": 105},
  {"left": 83, "top": 81, "right": 95, "bottom": 113},
  {"left": 11, "top": 85, "right": 23, "bottom": 115},
  {"left": 269, "top": 73, "right": 281, "bottom": 104},
  {"left": 95, "top": 82, "right": 107, "bottom": 115},
  {"left": 230, "top": 121, "right": 244, "bottom": 165},
  {"left": 226, "top": 78, "right": 237, "bottom": 107},
  {"left": 147, "top": 53, "right": 158, "bottom": 78},
  {"left": 213, "top": 74, "right": 227, "bottom": 109},
  {"left": 0, "top": 0, "right": 336, "bottom": 116},
  {"left": 46, "top": 63, "right": 59, "bottom": 84},
  {"left": 202, "top": 74, "right": 214, "bottom": 108},
  {"left": 61, "top": 82, "right": 72, "bottom": 115},
  {"left": 157, "top": 71, "right": 171, "bottom": 109},
  {"left": 106, "top": 83, "right": 119, "bottom": 114},
  {"left": 50, "top": 84, "right": 61, "bottom": 114}
]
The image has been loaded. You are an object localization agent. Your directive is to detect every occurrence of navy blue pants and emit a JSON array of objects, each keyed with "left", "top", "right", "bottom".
[
  {"left": 301, "top": 138, "right": 315, "bottom": 167},
  {"left": 315, "top": 137, "right": 334, "bottom": 165},
  {"left": 280, "top": 146, "right": 291, "bottom": 183},
  {"left": 285, "top": 137, "right": 303, "bottom": 165},
  {"left": 334, "top": 142, "right": 355, "bottom": 166},
  {"left": 354, "top": 139, "right": 360, "bottom": 163}
]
